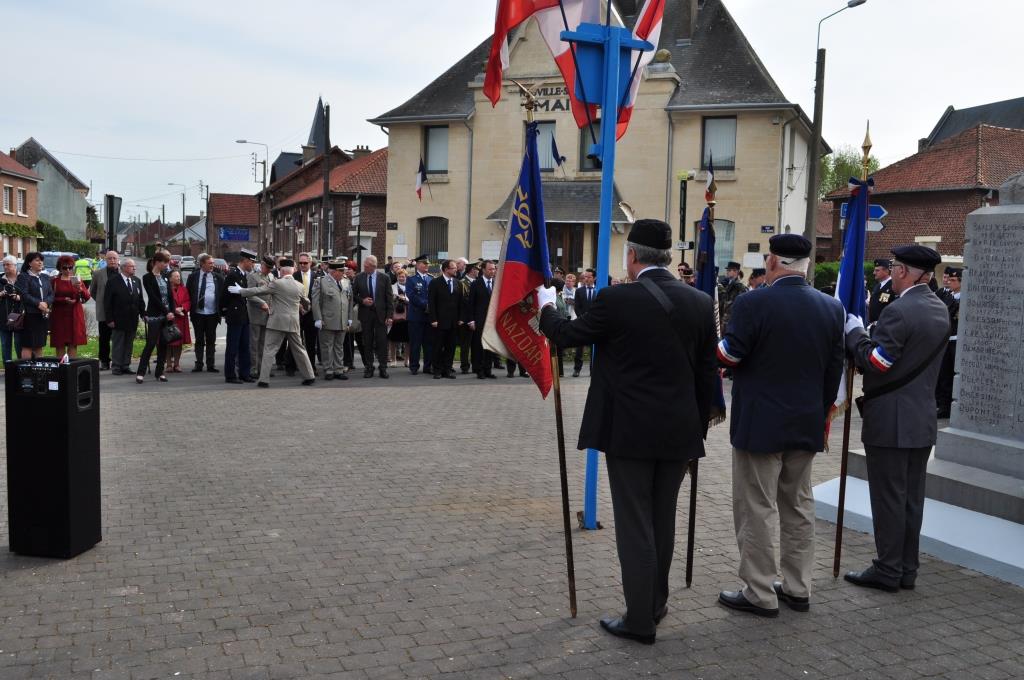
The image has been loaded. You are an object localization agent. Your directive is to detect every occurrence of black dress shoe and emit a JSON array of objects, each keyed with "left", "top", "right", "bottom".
[
  {"left": 410, "top": 367, "right": 419, "bottom": 375},
  {"left": 99, "top": 362, "right": 110, "bottom": 371},
  {"left": 257, "top": 381, "right": 269, "bottom": 388},
  {"left": 379, "top": 370, "right": 389, "bottom": 379},
  {"left": 364, "top": 368, "right": 374, "bottom": 378},
  {"left": 486, "top": 373, "right": 497, "bottom": 379},
  {"left": 477, "top": 372, "right": 486, "bottom": 380},
  {"left": 773, "top": 582, "right": 810, "bottom": 612},
  {"left": 225, "top": 378, "right": 244, "bottom": 385},
  {"left": 337, "top": 373, "right": 348, "bottom": 380},
  {"left": 599, "top": 616, "right": 655, "bottom": 645},
  {"left": 111, "top": 369, "right": 123, "bottom": 376},
  {"left": 900, "top": 576, "right": 916, "bottom": 590},
  {"left": 206, "top": 366, "right": 219, "bottom": 373},
  {"left": 192, "top": 365, "right": 204, "bottom": 373},
  {"left": 844, "top": 568, "right": 899, "bottom": 592},
  {"left": 572, "top": 369, "right": 580, "bottom": 377},
  {"left": 301, "top": 378, "right": 316, "bottom": 386},
  {"left": 654, "top": 605, "right": 668, "bottom": 625},
  {"left": 324, "top": 374, "right": 335, "bottom": 381},
  {"left": 718, "top": 590, "right": 779, "bottom": 618},
  {"left": 241, "top": 377, "right": 255, "bottom": 383}
]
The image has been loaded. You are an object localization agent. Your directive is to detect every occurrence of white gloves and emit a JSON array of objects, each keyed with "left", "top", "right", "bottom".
[
  {"left": 314, "top": 319, "right": 323, "bottom": 329},
  {"left": 535, "top": 285, "right": 557, "bottom": 310},
  {"left": 845, "top": 313, "right": 864, "bottom": 334},
  {"left": 227, "top": 284, "right": 243, "bottom": 294}
]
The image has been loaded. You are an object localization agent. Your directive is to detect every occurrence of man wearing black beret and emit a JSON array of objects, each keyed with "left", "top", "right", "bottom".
[
  {"left": 536, "top": 218, "right": 719, "bottom": 644},
  {"left": 843, "top": 244, "right": 950, "bottom": 592},
  {"left": 868, "top": 258, "right": 895, "bottom": 324}
]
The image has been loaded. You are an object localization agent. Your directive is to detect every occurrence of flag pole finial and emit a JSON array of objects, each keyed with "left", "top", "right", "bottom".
[
  {"left": 511, "top": 79, "right": 538, "bottom": 123},
  {"left": 861, "top": 121, "right": 873, "bottom": 181}
]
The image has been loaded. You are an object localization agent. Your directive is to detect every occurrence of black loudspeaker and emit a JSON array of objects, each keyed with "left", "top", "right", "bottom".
[{"left": 5, "top": 358, "right": 101, "bottom": 558}]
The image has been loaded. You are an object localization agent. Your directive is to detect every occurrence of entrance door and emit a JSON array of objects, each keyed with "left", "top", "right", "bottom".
[{"left": 547, "top": 223, "right": 584, "bottom": 273}]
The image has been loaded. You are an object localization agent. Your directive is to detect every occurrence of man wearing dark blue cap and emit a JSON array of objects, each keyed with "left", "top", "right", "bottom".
[
  {"left": 843, "top": 244, "right": 949, "bottom": 592},
  {"left": 716, "top": 233, "right": 845, "bottom": 617},
  {"left": 868, "top": 258, "right": 895, "bottom": 324},
  {"left": 221, "top": 249, "right": 259, "bottom": 384}
]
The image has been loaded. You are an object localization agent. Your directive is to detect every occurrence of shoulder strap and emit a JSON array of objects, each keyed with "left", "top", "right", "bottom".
[
  {"left": 638, "top": 278, "right": 695, "bottom": 377},
  {"left": 861, "top": 332, "right": 949, "bottom": 403}
]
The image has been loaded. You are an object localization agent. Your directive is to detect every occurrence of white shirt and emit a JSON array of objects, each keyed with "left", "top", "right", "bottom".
[{"left": 200, "top": 271, "right": 216, "bottom": 314}]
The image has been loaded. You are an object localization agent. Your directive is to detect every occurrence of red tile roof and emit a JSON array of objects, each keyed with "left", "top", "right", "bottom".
[
  {"left": 276, "top": 148, "right": 388, "bottom": 210},
  {"left": 0, "top": 152, "right": 41, "bottom": 182},
  {"left": 210, "top": 193, "right": 258, "bottom": 226},
  {"left": 827, "top": 124, "right": 1024, "bottom": 198}
]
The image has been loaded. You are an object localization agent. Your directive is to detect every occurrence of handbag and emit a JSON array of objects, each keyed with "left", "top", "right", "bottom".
[
  {"left": 161, "top": 320, "right": 183, "bottom": 344},
  {"left": 6, "top": 303, "right": 25, "bottom": 331}
]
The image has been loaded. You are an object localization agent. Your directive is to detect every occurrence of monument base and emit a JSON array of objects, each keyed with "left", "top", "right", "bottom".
[
  {"left": 814, "top": 476, "right": 1024, "bottom": 587},
  {"left": 844, "top": 447, "right": 1024, "bottom": 524}
]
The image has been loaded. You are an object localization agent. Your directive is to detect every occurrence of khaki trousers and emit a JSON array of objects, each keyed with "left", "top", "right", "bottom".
[
  {"left": 732, "top": 447, "right": 816, "bottom": 608},
  {"left": 260, "top": 329, "right": 314, "bottom": 382},
  {"left": 250, "top": 323, "right": 266, "bottom": 376},
  {"left": 319, "top": 329, "right": 346, "bottom": 376}
]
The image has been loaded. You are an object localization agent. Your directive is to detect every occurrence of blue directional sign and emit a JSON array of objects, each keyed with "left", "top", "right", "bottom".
[{"left": 840, "top": 202, "right": 887, "bottom": 221}]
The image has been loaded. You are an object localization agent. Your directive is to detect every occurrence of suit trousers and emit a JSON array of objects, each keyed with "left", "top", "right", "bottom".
[
  {"left": 470, "top": 326, "right": 493, "bottom": 376},
  {"left": 136, "top": 319, "right": 167, "bottom": 377},
  {"left": 732, "top": 448, "right": 816, "bottom": 608},
  {"left": 865, "top": 445, "right": 931, "bottom": 585},
  {"left": 432, "top": 326, "right": 456, "bottom": 376},
  {"left": 97, "top": 321, "right": 112, "bottom": 365},
  {"left": 605, "top": 455, "right": 689, "bottom": 635},
  {"left": 191, "top": 313, "right": 219, "bottom": 368},
  {"left": 458, "top": 325, "right": 472, "bottom": 372},
  {"left": 260, "top": 329, "right": 314, "bottom": 382},
  {"left": 360, "top": 318, "right": 389, "bottom": 371},
  {"left": 224, "top": 321, "right": 251, "bottom": 380},
  {"left": 320, "top": 329, "right": 346, "bottom": 376},
  {"left": 249, "top": 324, "right": 266, "bottom": 377},
  {"left": 299, "top": 311, "right": 319, "bottom": 363},
  {"left": 407, "top": 319, "right": 432, "bottom": 372},
  {"left": 111, "top": 327, "right": 135, "bottom": 371}
]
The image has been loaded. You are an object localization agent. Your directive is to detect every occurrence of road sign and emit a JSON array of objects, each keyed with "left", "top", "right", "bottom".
[
  {"left": 676, "top": 240, "right": 694, "bottom": 251},
  {"left": 840, "top": 202, "right": 887, "bottom": 221},
  {"left": 867, "top": 220, "right": 885, "bottom": 232}
]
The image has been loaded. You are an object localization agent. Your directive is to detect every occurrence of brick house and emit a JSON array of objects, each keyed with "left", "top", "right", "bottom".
[
  {"left": 1, "top": 149, "right": 41, "bottom": 256},
  {"left": 208, "top": 193, "right": 259, "bottom": 259},
  {"left": 826, "top": 124, "right": 1024, "bottom": 260},
  {"left": 270, "top": 148, "right": 388, "bottom": 261}
]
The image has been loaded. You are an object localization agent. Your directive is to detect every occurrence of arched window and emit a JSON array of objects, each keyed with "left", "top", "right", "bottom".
[{"left": 418, "top": 216, "right": 449, "bottom": 262}]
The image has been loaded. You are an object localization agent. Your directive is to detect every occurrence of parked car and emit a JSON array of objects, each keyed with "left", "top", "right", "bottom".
[
  {"left": 212, "top": 258, "right": 228, "bottom": 274},
  {"left": 179, "top": 256, "right": 196, "bottom": 271},
  {"left": 42, "top": 251, "right": 80, "bottom": 278},
  {"left": 169, "top": 254, "right": 183, "bottom": 269}
]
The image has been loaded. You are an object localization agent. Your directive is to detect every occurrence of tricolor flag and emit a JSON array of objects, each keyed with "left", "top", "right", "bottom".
[
  {"left": 484, "top": 0, "right": 600, "bottom": 134},
  {"left": 482, "top": 121, "right": 554, "bottom": 398},
  {"left": 830, "top": 176, "right": 873, "bottom": 420},
  {"left": 415, "top": 158, "right": 427, "bottom": 201},
  {"left": 695, "top": 206, "right": 727, "bottom": 425},
  {"left": 704, "top": 154, "right": 717, "bottom": 203},
  {"left": 615, "top": 0, "right": 665, "bottom": 140}
]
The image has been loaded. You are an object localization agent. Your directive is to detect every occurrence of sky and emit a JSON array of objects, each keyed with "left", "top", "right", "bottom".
[{"left": 4, "top": 0, "right": 1021, "bottom": 225}]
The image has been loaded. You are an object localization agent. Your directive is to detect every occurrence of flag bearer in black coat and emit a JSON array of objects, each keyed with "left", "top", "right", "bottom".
[
  {"left": 538, "top": 219, "right": 718, "bottom": 645},
  {"left": 715, "top": 234, "right": 845, "bottom": 617}
]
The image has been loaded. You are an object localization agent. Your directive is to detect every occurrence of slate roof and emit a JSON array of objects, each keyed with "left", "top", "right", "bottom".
[
  {"left": 275, "top": 149, "right": 389, "bottom": 210},
  {"left": 308, "top": 98, "right": 328, "bottom": 152},
  {"left": 209, "top": 193, "right": 259, "bottom": 226},
  {"left": 486, "top": 180, "right": 629, "bottom": 223},
  {"left": 15, "top": 138, "right": 88, "bottom": 190},
  {"left": 270, "top": 152, "right": 303, "bottom": 184},
  {"left": 826, "top": 124, "right": 1024, "bottom": 198},
  {"left": 370, "top": 0, "right": 798, "bottom": 126},
  {"left": 925, "top": 96, "right": 1024, "bottom": 148},
  {"left": 0, "top": 152, "right": 41, "bottom": 182}
]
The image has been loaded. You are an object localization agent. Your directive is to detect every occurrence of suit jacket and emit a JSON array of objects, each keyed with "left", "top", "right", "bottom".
[
  {"left": 104, "top": 273, "right": 145, "bottom": 331},
  {"left": 574, "top": 284, "right": 597, "bottom": 317},
  {"left": 406, "top": 272, "right": 432, "bottom": 322},
  {"left": 353, "top": 271, "right": 394, "bottom": 325},
  {"left": 718, "top": 275, "right": 845, "bottom": 454},
  {"left": 465, "top": 275, "right": 494, "bottom": 327},
  {"left": 245, "top": 270, "right": 271, "bottom": 326},
  {"left": 427, "top": 275, "right": 462, "bottom": 329},
  {"left": 15, "top": 272, "right": 54, "bottom": 316},
  {"left": 88, "top": 267, "right": 119, "bottom": 322},
  {"left": 239, "top": 277, "right": 307, "bottom": 334},
  {"left": 868, "top": 278, "right": 895, "bottom": 324},
  {"left": 311, "top": 275, "right": 352, "bottom": 331},
  {"left": 540, "top": 268, "right": 718, "bottom": 460},
  {"left": 847, "top": 284, "right": 950, "bottom": 449},
  {"left": 186, "top": 269, "right": 224, "bottom": 317},
  {"left": 221, "top": 266, "right": 253, "bottom": 324},
  {"left": 141, "top": 272, "right": 173, "bottom": 317}
]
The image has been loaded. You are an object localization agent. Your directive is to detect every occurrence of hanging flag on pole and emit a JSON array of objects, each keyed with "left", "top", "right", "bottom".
[
  {"left": 484, "top": 0, "right": 600, "bottom": 133},
  {"left": 704, "top": 154, "right": 717, "bottom": 203},
  {"left": 695, "top": 206, "right": 726, "bottom": 425},
  {"left": 551, "top": 135, "right": 565, "bottom": 167},
  {"left": 482, "top": 121, "right": 554, "bottom": 398},
  {"left": 615, "top": 0, "right": 665, "bottom": 139},
  {"left": 415, "top": 159, "right": 427, "bottom": 201}
]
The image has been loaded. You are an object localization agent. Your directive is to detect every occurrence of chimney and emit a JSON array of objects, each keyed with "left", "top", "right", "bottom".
[
  {"left": 351, "top": 145, "right": 372, "bottom": 159},
  {"left": 918, "top": 138, "right": 930, "bottom": 152},
  {"left": 9, "top": 148, "right": 15, "bottom": 161},
  {"left": 301, "top": 144, "right": 317, "bottom": 164}
]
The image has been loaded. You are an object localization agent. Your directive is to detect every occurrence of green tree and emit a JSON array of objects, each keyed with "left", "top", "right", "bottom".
[{"left": 819, "top": 145, "right": 880, "bottom": 198}]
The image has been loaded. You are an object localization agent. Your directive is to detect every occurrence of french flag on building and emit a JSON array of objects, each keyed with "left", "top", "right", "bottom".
[
  {"left": 704, "top": 154, "right": 717, "bottom": 203},
  {"left": 415, "top": 158, "right": 427, "bottom": 201},
  {"left": 482, "top": 121, "right": 554, "bottom": 398},
  {"left": 614, "top": 0, "right": 665, "bottom": 140}
]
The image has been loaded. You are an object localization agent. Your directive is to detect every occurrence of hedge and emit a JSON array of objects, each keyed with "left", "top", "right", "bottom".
[
  {"left": 813, "top": 261, "right": 875, "bottom": 293},
  {"left": 35, "top": 220, "right": 97, "bottom": 257},
  {"left": 0, "top": 222, "right": 39, "bottom": 238}
]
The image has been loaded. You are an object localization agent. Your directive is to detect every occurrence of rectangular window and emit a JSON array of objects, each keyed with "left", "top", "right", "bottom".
[
  {"left": 16, "top": 188, "right": 27, "bottom": 216},
  {"left": 702, "top": 117, "right": 736, "bottom": 170},
  {"left": 532, "top": 121, "right": 557, "bottom": 172},
  {"left": 424, "top": 126, "right": 449, "bottom": 173},
  {"left": 579, "top": 120, "right": 602, "bottom": 171},
  {"left": 2, "top": 186, "right": 11, "bottom": 214}
]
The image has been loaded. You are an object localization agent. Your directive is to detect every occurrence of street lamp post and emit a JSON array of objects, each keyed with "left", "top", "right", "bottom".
[
  {"left": 167, "top": 183, "right": 187, "bottom": 256},
  {"left": 803, "top": 0, "right": 866, "bottom": 278},
  {"left": 237, "top": 140, "right": 269, "bottom": 255}
]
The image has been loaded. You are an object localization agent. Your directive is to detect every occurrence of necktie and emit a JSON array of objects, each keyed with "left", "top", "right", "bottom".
[
  {"left": 369, "top": 274, "right": 375, "bottom": 300},
  {"left": 487, "top": 278, "right": 491, "bottom": 292},
  {"left": 198, "top": 273, "right": 207, "bottom": 308},
  {"left": 448, "top": 278, "right": 453, "bottom": 294},
  {"left": 588, "top": 286, "right": 593, "bottom": 301},
  {"left": 302, "top": 273, "right": 309, "bottom": 296}
]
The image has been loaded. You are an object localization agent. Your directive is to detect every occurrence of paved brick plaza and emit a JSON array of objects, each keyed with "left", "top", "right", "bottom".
[{"left": 1, "top": 369, "right": 1022, "bottom": 679}]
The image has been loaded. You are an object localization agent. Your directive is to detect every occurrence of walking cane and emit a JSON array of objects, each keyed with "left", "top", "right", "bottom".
[{"left": 685, "top": 458, "right": 699, "bottom": 587}]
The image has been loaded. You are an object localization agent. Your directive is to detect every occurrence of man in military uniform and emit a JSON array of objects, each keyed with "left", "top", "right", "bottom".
[
  {"left": 221, "top": 249, "right": 259, "bottom": 384},
  {"left": 843, "top": 245, "right": 949, "bottom": 592},
  {"left": 716, "top": 234, "right": 845, "bottom": 617},
  {"left": 247, "top": 257, "right": 274, "bottom": 379},
  {"left": 406, "top": 254, "right": 433, "bottom": 375},
  {"left": 868, "top": 258, "right": 896, "bottom": 324},
  {"left": 311, "top": 261, "right": 352, "bottom": 381},
  {"left": 935, "top": 267, "right": 961, "bottom": 418},
  {"left": 718, "top": 261, "right": 748, "bottom": 332},
  {"left": 748, "top": 267, "right": 767, "bottom": 290}
]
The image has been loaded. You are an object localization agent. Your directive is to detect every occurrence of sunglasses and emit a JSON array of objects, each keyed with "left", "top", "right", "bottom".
[{"left": 60, "top": 265, "right": 74, "bottom": 270}]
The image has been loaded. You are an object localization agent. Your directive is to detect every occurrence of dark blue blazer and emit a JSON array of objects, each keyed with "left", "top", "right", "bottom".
[
  {"left": 406, "top": 272, "right": 431, "bottom": 322},
  {"left": 717, "top": 275, "right": 845, "bottom": 454},
  {"left": 15, "top": 272, "right": 54, "bottom": 316}
]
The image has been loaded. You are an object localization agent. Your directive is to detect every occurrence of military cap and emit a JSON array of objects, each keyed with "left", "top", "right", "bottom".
[
  {"left": 261, "top": 256, "right": 275, "bottom": 267},
  {"left": 943, "top": 266, "right": 955, "bottom": 275},
  {"left": 891, "top": 245, "right": 941, "bottom": 270},
  {"left": 553, "top": 266, "right": 566, "bottom": 275},
  {"left": 725, "top": 261, "right": 742, "bottom": 270},
  {"left": 412, "top": 253, "right": 430, "bottom": 263},
  {"left": 328, "top": 261, "right": 346, "bottom": 270},
  {"left": 626, "top": 219, "right": 672, "bottom": 250},
  {"left": 874, "top": 258, "right": 891, "bottom": 269},
  {"left": 751, "top": 267, "right": 766, "bottom": 277},
  {"left": 278, "top": 258, "right": 295, "bottom": 268},
  {"left": 239, "top": 248, "right": 258, "bottom": 261},
  {"left": 769, "top": 234, "right": 812, "bottom": 259},
  {"left": 466, "top": 260, "right": 482, "bottom": 273},
  {"left": 948, "top": 267, "right": 963, "bottom": 279}
]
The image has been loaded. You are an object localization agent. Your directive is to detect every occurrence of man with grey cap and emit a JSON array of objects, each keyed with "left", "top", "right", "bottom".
[
  {"left": 716, "top": 234, "right": 845, "bottom": 618},
  {"left": 843, "top": 244, "right": 949, "bottom": 592},
  {"left": 311, "top": 261, "right": 353, "bottom": 381},
  {"left": 536, "top": 218, "right": 718, "bottom": 645},
  {"left": 247, "top": 256, "right": 274, "bottom": 378}
]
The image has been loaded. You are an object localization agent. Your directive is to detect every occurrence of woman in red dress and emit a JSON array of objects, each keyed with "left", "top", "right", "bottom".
[
  {"left": 50, "top": 254, "right": 91, "bottom": 358},
  {"left": 167, "top": 269, "right": 192, "bottom": 372}
]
